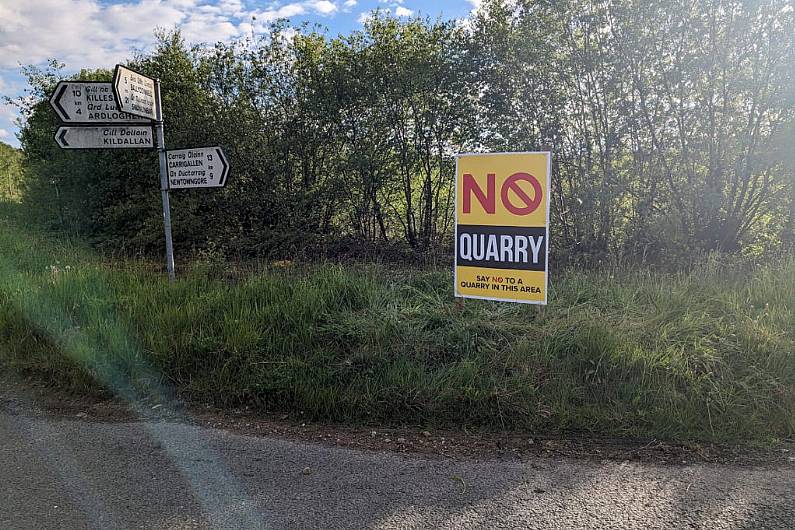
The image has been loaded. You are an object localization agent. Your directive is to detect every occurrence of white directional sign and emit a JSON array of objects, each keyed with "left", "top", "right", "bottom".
[
  {"left": 53, "top": 69, "right": 227, "bottom": 282},
  {"left": 50, "top": 82, "right": 149, "bottom": 123},
  {"left": 167, "top": 147, "right": 229, "bottom": 189},
  {"left": 55, "top": 126, "right": 154, "bottom": 149},
  {"left": 112, "top": 65, "right": 157, "bottom": 120}
]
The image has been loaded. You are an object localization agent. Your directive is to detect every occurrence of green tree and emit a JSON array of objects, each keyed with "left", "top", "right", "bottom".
[{"left": 0, "top": 142, "right": 22, "bottom": 201}]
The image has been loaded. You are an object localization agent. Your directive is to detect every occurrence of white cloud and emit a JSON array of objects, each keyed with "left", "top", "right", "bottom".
[
  {"left": 358, "top": 10, "right": 381, "bottom": 24},
  {"left": 467, "top": 0, "right": 483, "bottom": 12},
  {"left": 0, "top": 0, "right": 343, "bottom": 70},
  {"left": 0, "top": 103, "right": 17, "bottom": 120},
  {"left": 217, "top": 0, "right": 246, "bottom": 17},
  {"left": 394, "top": 6, "right": 413, "bottom": 17},
  {"left": 0, "top": 128, "right": 9, "bottom": 138},
  {"left": 307, "top": 1, "right": 338, "bottom": 15},
  {"left": 277, "top": 27, "right": 299, "bottom": 44},
  {"left": 343, "top": 0, "right": 357, "bottom": 7},
  {"left": 253, "top": 3, "right": 307, "bottom": 23}
]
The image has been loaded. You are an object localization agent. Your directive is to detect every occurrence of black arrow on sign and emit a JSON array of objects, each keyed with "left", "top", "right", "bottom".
[
  {"left": 50, "top": 83, "right": 69, "bottom": 121},
  {"left": 216, "top": 148, "right": 229, "bottom": 186},
  {"left": 57, "top": 128, "right": 69, "bottom": 147}
]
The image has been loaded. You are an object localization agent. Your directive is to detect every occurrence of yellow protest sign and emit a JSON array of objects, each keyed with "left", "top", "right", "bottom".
[{"left": 454, "top": 152, "right": 550, "bottom": 304}]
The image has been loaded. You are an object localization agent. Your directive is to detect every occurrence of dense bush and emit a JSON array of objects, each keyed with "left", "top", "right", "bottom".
[{"left": 8, "top": 0, "right": 795, "bottom": 265}]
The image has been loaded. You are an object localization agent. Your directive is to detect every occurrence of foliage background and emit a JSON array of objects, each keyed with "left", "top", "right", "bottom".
[{"left": 4, "top": 0, "right": 795, "bottom": 267}]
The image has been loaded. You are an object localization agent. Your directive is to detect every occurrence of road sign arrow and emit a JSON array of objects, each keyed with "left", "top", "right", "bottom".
[
  {"left": 216, "top": 147, "right": 229, "bottom": 186},
  {"left": 54, "top": 126, "right": 154, "bottom": 149},
  {"left": 166, "top": 146, "right": 230, "bottom": 189},
  {"left": 51, "top": 83, "right": 69, "bottom": 121},
  {"left": 56, "top": 128, "right": 69, "bottom": 147}
]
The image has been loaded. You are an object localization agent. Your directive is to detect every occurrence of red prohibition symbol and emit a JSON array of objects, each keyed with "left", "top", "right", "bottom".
[{"left": 501, "top": 172, "right": 543, "bottom": 215}]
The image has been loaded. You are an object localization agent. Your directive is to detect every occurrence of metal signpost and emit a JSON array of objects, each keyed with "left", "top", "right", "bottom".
[
  {"left": 50, "top": 64, "right": 230, "bottom": 283},
  {"left": 111, "top": 66, "right": 174, "bottom": 281},
  {"left": 153, "top": 80, "right": 175, "bottom": 282}
]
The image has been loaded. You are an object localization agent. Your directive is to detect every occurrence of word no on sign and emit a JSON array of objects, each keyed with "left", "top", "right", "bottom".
[
  {"left": 455, "top": 152, "right": 551, "bottom": 304},
  {"left": 167, "top": 146, "right": 229, "bottom": 189}
]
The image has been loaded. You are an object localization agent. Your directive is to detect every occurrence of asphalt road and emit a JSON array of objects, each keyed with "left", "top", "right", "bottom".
[{"left": 2, "top": 396, "right": 794, "bottom": 529}]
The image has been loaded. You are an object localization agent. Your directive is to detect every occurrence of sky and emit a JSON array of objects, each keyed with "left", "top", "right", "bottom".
[{"left": 0, "top": 0, "right": 480, "bottom": 148}]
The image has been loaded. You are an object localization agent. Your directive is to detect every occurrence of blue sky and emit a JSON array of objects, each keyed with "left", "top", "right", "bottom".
[{"left": 0, "top": 0, "right": 479, "bottom": 148}]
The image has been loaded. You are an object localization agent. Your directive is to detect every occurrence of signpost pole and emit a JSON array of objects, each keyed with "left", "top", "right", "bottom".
[
  {"left": 154, "top": 79, "right": 175, "bottom": 282},
  {"left": 62, "top": 65, "right": 228, "bottom": 282}
]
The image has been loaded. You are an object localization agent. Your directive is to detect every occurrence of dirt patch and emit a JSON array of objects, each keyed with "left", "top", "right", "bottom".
[{"left": 2, "top": 371, "right": 792, "bottom": 467}]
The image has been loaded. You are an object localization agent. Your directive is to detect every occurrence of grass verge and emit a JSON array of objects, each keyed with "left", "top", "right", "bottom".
[{"left": 1, "top": 216, "right": 793, "bottom": 444}]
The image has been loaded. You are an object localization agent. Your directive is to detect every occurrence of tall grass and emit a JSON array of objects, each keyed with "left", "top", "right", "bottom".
[{"left": 1, "top": 217, "right": 793, "bottom": 443}]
